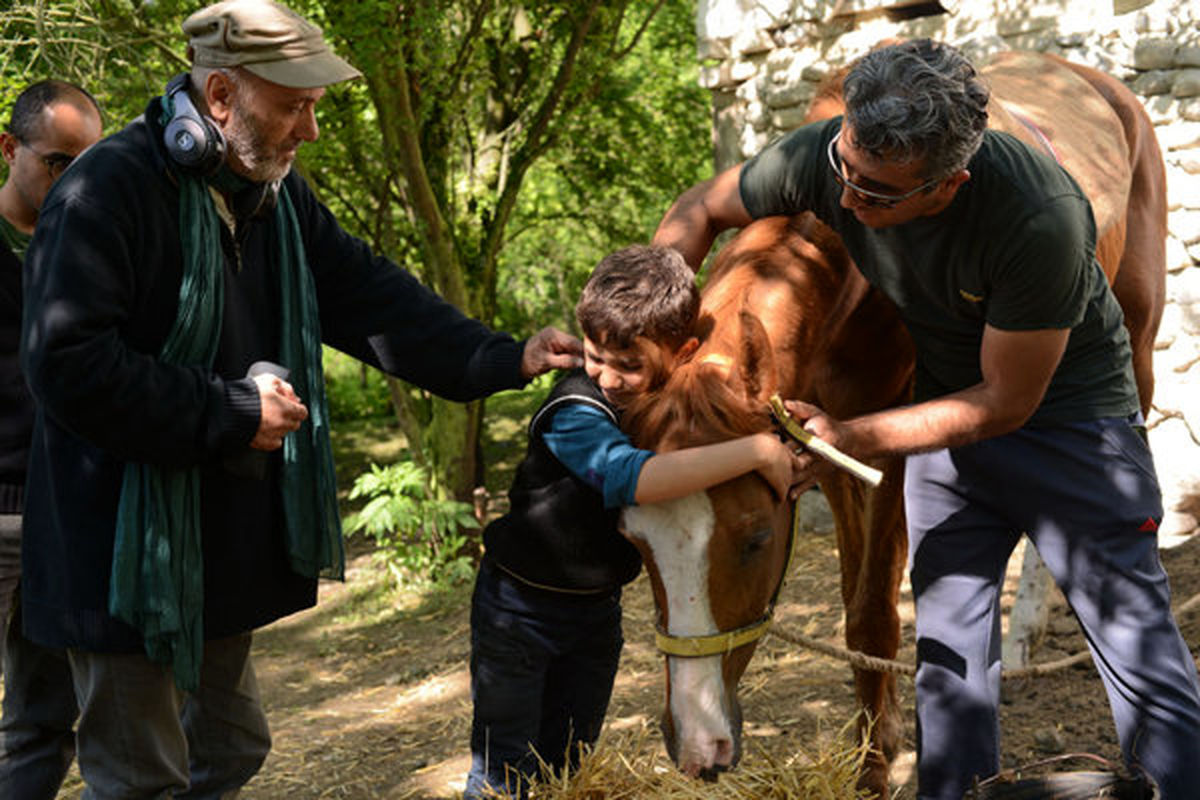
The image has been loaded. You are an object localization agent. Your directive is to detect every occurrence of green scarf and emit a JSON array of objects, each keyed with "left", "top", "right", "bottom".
[{"left": 108, "top": 95, "right": 343, "bottom": 691}]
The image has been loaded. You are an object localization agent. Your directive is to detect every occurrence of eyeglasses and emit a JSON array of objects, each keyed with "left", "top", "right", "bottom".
[
  {"left": 827, "top": 131, "right": 939, "bottom": 209},
  {"left": 19, "top": 139, "right": 76, "bottom": 180}
]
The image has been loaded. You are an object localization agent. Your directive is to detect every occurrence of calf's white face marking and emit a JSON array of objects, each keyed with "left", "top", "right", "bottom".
[{"left": 622, "top": 493, "right": 735, "bottom": 774}]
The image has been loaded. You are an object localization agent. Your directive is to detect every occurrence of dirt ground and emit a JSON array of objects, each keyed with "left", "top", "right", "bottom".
[
  {"left": 217, "top": 498, "right": 1200, "bottom": 799},
  {"left": 44, "top": 488, "right": 1200, "bottom": 799}
]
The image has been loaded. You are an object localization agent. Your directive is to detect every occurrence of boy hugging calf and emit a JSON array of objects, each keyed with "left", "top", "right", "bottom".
[{"left": 465, "top": 245, "right": 803, "bottom": 799}]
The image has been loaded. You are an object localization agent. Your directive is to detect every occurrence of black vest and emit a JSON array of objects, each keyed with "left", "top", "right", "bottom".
[{"left": 482, "top": 369, "right": 643, "bottom": 593}]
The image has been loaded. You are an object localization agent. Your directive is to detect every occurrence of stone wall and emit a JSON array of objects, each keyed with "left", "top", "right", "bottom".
[{"left": 695, "top": 0, "right": 1200, "bottom": 539}]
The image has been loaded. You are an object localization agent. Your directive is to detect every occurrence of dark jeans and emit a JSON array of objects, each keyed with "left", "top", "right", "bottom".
[
  {"left": 464, "top": 557, "right": 624, "bottom": 800},
  {"left": 906, "top": 416, "right": 1200, "bottom": 800}
]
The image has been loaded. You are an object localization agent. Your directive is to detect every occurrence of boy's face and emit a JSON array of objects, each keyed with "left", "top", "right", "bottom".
[{"left": 583, "top": 337, "right": 661, "bottom": 409}]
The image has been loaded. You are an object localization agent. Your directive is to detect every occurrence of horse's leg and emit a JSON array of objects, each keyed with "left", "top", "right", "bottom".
[
  {"left": 1057, "top": 57, "right": 1168, "bottom": 416},
  {"left": 1110, "top": 125, "right": 1167, "bottom": 416},
  {"left": 821, "top": 463, "right": 906, "bottom": 797}
]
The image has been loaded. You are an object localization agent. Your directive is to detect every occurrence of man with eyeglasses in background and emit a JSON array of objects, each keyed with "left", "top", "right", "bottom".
[
  {"left": 652, "top": 38, "right": 1200, "bottom": 800},
  {"left": 0, "top": 79, "right": 101, "bottom": 798}
]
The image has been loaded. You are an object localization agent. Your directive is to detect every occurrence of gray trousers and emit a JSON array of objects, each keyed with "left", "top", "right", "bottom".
[
  {"left": 0, "top": 512, "right": 78, "bottom": 799},
  {"left": 68, "top": 631, "right": 271, "bottom": 800},
  {"left": 905, "top": 416, "right": 1200, "bottom": 800},
  {"left": 0, "top": 513, "right": 20, "bottom": 662}
]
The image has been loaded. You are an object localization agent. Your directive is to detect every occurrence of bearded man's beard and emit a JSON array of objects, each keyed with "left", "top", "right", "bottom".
[{"left": 225, "top": 102, "right": 293, "bottom": 184}]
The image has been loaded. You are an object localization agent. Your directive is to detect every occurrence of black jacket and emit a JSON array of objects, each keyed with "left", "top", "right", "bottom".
[
  {"left": 0, "top": 238, "right": 31, "bottom": 512},
  {"left": 483, "top": 370, "right": 642, "bottom": 593},
  {"left": 20, "top": 97, "right": 528, "bottom": 650}
]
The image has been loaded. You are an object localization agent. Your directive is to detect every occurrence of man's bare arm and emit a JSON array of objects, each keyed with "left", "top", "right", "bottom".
[
  {"left": 652, "top": 164, "right": 754, "bottom": 272},
  {"left": 788, "top": 324, "right": 1071, "bottom": 464}
]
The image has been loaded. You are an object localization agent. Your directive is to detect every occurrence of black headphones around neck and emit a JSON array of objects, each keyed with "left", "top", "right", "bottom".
[{"left": 162, "top": 73, "right": 226, "bottom": 174}]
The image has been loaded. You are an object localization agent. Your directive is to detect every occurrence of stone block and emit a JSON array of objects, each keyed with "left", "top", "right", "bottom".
[
  {"left": 732, "top": 28, "right": 776, "bottom": 58},
  {"left": 698, "top": 0, "right": 790, "bottom": 41},
  {"left": 1113, "top": 0, "right": 1154, "bottom": 13},
  {"left": 801, "top": 65, "right": 829, "bottom": 84},
  {"left": 1056, "top": 32, "right": 1087, "bottom": 49},
  {"left": 763, "top": 82, "right": 815, "bottom": 109},
  {"left": 1166, "top": 165, "right": 1200, "bottom": 211},
  {"left": 1134, "top": 6, "right": 1180, "bottom": 35},
  {"left": 1132, "top": 69, "right": 1176, "bottom": 96},
  {"left": 1156, "top": 300, "right": 1181, "bottom": 347},
  {"left": 697, "top": 37, "right": 731, "bottom": 62},
  {"left": 1169, "top": 268, "right": 1200, "bottom": 335},
  {"left": 1178, "top": 45, "right": 1200, "bottom": 68},
  {"left": 739, "top": 126, "right": 771, "bottom": 162},
  {"left": 1133, "top": 37, "right": 1179, "bottom": 70},
  {"left": 1146, "top": 95, "right": 1183, "bottom": 125},
  {"left": 1152, "top": 337, "right": 1199, "bottom": 394},
  {"left": 771, "top": 105, "right": 812, "bottom": 132},
  {"left": 1183, "top": 98, "right": 1200, "bottom": 122},
  {"left": 997, "top": 14, "right": 1058, "bottom": 38},
  {"left": 1147, "top": 416, "right": 1200, "bottom": 530},
  {"left": 958, "top": 35, "right": 1013, "bottom": 67},
  {"left": 765, "top": 45, "right": 797, "bottom": 74},
  {"left": 698, "top": 63, "right": 728, "bottom": 90},
  {"left": 1166, "top": 235, "right": 1192, "bottom": 275},
  {"left": 778, "top": 23, "right": 818, "bottom": 49},
  {"left": 714, "top": 98, "right": 746, "bottom": 173},
  {"left": 730, "top": 59, "right": 759, "bottom": 83},
  {"left": 1173, "top": 69, "right": 1200, "bottom": 98},
  {"left": 736, "top": 77, "right": 760, "bottom": 103},
  {"left": 746, "top": 100, "right": 770, "bottom": 132},
  {"left": 1169, "top": 208, "right": 1200, "bottom": 245},
  {"left": 1155, "top": 120, "right": 1200, "bottom": 151}
]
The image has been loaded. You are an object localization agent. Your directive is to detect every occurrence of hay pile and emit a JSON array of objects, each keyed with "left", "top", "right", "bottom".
[{"left": 489, "top": 722, "right": 876, "bottom": 800}]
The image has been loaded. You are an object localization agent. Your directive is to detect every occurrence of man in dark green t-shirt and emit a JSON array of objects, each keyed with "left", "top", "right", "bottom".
[{"left": 652, "top": 38, "right": 1200, "bottom": 800}]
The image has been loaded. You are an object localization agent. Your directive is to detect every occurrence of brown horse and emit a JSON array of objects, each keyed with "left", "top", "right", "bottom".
[{"left": 620, "top": 50, "right": 1166, "bottom": 798}]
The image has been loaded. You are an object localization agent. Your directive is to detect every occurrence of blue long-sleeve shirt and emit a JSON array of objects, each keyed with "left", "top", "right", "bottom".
[{"left": 542, "top": 403, "right": 653, "bottom": 509}]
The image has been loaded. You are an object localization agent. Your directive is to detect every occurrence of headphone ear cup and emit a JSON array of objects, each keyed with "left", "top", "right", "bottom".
[
  {"left": 162, "top": 78, "right": 226, "bottom": 174},
  {"left": 164, "top": 115, "right": 222, "bottom": 172}
]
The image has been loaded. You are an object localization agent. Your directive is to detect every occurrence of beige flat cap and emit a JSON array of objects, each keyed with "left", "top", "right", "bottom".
[{"left": 183, "top": 0, "right": 361, "bottom": 88}]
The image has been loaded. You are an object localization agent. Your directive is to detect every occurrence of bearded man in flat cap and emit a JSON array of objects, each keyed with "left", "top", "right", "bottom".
[{"left": 14, "top": 1, "right": 581, "bottom": 795}]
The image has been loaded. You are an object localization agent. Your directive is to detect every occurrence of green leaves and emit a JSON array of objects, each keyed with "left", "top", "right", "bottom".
[
  {"left": 0, "top": 0, "right": 711, "bottom": 506},
  {"left": 345, "top": 461, "right": 479, "bottom": 587}
]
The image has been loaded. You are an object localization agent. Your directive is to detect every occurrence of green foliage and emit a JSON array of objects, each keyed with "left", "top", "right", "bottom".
[
  {"left": 344, "top": 461, "right": 479, "bottom": 587},
  {"left": 0, "top": 0, "right": 713, "bottom": 514},
  {"left": 322, "top": 347, "right": 393, "bottom": 422},
  {"left": 493, "top": 1, "right": 711, "bottom": 336},
  {"left": 0, "top": 0, "right": 192, "bottom": 131}
]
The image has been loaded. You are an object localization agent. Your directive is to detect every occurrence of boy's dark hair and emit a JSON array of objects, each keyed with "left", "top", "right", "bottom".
[
  {"left": 576, "top": 244, "right": 699, "bottom": 352},
  {"left": 6, "top": 79, "right": 101, "bottom": 143}
]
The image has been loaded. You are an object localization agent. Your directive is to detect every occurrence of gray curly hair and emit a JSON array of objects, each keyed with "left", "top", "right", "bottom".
[{"left": 843, "top": 39, "right": 989, "bottom": 180}]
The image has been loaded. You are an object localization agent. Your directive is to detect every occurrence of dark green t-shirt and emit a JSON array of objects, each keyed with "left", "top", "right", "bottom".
[
  {"left": 739, "top": 117, "right": 1138, "bottom": 426},
  {"left": 0, "top": 215, "right": 31, "bottom": 261}
]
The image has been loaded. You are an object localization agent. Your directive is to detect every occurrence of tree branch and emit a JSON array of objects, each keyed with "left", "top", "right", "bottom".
[{"left": 476, "top": 0, "right": 605, "bottom": 322}]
